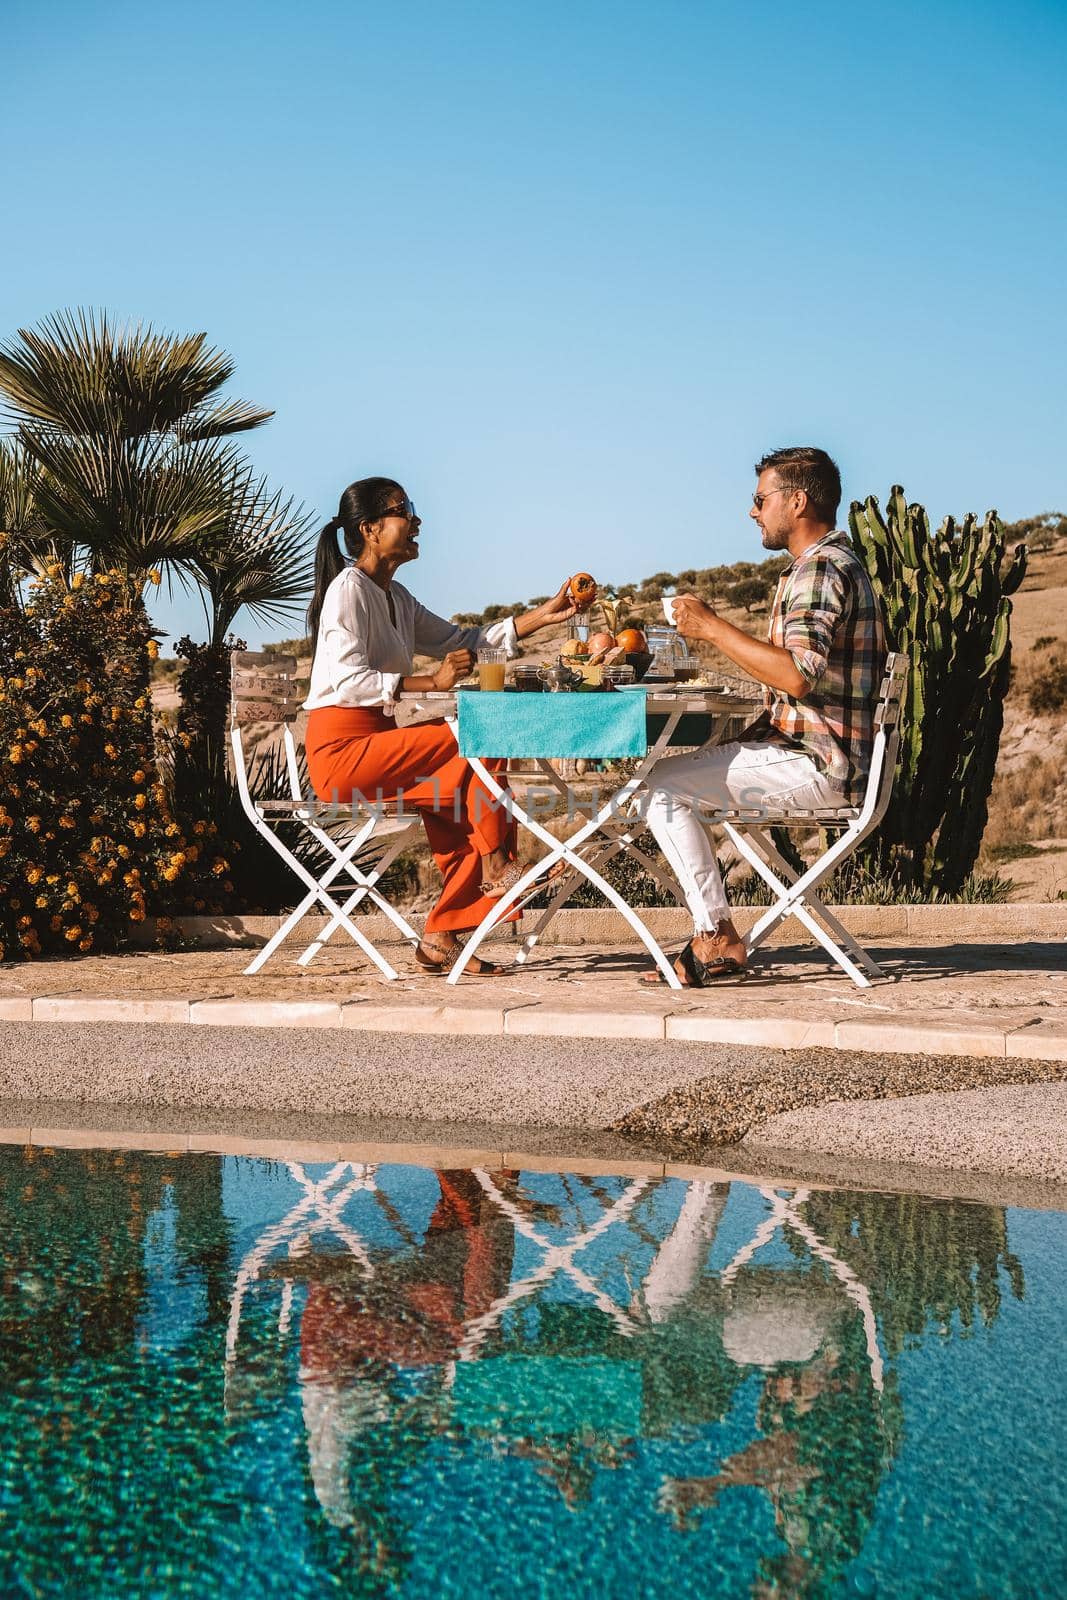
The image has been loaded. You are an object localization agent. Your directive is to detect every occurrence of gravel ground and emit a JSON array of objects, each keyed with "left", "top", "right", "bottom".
[{"left": 612, "top": 1048, "right": 1067, "bottom": 1148}]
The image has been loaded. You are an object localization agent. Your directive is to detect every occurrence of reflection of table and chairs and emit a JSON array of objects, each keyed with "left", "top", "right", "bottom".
[
  {"left": 222, "top": 1163, "right": 890, "bottom": 1538},
  {"left": 224, "top": 1160, "right": 383, "bottom": 1379}
]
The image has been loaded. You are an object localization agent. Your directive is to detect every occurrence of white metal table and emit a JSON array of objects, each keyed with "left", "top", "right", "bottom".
[{"left": 405, "top": 687, "right": 760, "bottom": 988}]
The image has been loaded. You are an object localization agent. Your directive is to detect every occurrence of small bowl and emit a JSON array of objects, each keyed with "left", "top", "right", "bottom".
[{"left": 623, "top": 651, "right": 653, "bottom": 682}]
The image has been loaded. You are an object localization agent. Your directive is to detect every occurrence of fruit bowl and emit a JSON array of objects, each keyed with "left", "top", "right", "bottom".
[{"left": 623, "top": 651, "right": 653, "bottom": 682}]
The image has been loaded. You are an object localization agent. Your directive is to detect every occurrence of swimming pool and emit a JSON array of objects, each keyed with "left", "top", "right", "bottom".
[{"left": 0, "top": 1145, "right": 1063, "bottom": 1596}]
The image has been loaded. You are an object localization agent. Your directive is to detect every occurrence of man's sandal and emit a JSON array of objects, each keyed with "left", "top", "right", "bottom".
[
  {"left": 415, "top": 940, "right": 505, "bottom": 978},
  {"left": 640, "top": 939, "right": 747, "bottom": 988}
]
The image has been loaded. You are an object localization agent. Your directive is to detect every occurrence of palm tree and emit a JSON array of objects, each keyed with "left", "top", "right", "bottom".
[
  {"left": 0, "top": 309, "right": 314, "bottom": 827},
  {"left": 0, "top": 309, "right": 310, "bottom": 623}
]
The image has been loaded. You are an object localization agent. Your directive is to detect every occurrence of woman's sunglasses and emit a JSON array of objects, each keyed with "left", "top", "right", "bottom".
[{"left": 382, "top": 498, "right": 417, "bottom": 520}]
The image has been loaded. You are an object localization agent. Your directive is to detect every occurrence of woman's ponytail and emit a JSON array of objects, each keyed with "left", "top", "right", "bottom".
[{"left": 307, "top": 519, "right": 346, "bottom": 655}]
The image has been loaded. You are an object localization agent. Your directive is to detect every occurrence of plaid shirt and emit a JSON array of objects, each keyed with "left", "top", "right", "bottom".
[{"left": 752, "top": 531, "right": 886, "bottom": 801}]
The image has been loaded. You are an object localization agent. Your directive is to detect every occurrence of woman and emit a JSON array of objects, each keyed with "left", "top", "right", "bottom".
[{"left": 304, "top": 476, "right": 576, "bottom": 974}]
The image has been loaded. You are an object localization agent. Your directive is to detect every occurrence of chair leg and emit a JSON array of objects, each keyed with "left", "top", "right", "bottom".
[
  {"left": 722, "top": 822, "right": 883, "bottom": 988},
  {"left": 744, "top": 826, "right": 885, "bottom": 980},
  {"left": 295, "top": 824, "right": 422, "bottom": 968},
  {"left": 242, "top": 818, "right": 402, "bottom": 981}
]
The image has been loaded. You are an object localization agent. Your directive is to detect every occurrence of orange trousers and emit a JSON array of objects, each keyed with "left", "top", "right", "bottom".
[{"left": 305, "top": 707, "right": 515, "bottom": 933}]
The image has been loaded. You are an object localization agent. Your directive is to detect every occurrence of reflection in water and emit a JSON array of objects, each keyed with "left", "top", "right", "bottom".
[{"left": 0, "top": 1147, "right": 1061, "bottom": 1598}]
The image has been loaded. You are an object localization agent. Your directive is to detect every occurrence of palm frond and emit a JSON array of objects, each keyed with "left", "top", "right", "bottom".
[
  {"left": 179, "top": 398, "right": 275, "bottom": 441},
  {"left": 0, "top": 437, "right": 73, "bottom": 586},
  {"left": 23, "top": 427, "right": 245, "bottom": 582},
  {"left": 187, "top": 464, "right": 316, "bottom": 645},
  {"left": 0, "top": 309, "right": 267, "bottom": 441}
]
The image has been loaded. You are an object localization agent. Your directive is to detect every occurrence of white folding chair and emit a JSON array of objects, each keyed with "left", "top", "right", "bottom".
[
  {"left": 229, "top": 651, "right": 422, "bottom": 980},
  {"left": 713, "top": 652, "right": 907, "bottom": 988}
]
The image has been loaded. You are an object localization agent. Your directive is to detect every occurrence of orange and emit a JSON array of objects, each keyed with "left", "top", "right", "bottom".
[{"left": 568, "top": 573, "right": 598, "bottom": 611}]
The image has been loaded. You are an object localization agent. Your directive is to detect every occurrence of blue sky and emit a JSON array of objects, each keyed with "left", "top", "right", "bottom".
[{"left": 3, "top": 0, "right": 1065, "bottom": 646}]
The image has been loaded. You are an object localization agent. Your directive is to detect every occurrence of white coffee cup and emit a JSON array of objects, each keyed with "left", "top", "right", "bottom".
[{"left": 661, "top": 596, "right": 678, "bottom": 625}]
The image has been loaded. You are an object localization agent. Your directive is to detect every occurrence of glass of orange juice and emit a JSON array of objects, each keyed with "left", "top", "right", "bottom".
[{"left": 477, "top": 647, "right": 507, "bottom": 691}]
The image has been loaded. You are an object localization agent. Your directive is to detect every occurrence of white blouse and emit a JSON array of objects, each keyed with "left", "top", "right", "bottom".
[{"left": 304, "top": 565, "right": 521, "bottom": 714}]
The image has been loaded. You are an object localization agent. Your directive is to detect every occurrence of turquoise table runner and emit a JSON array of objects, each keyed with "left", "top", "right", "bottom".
[{"left": 456, "top": 687, "right": 647, "bottom": 759}]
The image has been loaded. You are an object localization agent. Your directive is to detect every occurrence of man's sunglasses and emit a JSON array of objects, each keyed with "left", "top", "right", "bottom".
[{"left": 752, "top": 487, "right": 793, "bottom": 511}]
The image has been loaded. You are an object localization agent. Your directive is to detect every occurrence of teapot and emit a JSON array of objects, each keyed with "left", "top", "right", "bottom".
[{"left": 539, "top": 657, "right": 583, "bottom": 693}]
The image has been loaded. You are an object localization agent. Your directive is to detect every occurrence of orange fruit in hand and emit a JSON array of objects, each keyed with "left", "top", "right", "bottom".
[
  {"left": 616, "top": 627, "right": 647, "bottom": 653},
  {"left": 568, "top": 572, "right": 598, "bottom": 611}
]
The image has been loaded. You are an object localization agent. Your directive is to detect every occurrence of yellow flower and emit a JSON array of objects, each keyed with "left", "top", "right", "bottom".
[
  {"left": 31, "top": 719, "right": 47, "bottom": 737},
  {"left": 117, "top": 845, "right": 130, "bottom": 859},
  {"left": 146, "top": 640, "right": 159, "bottom": 661},
  {"left": 128, "top": 908, "right": 145, "bottom": 922},
  {"left": 111, "top": 706, "right": 122, "bottom": 722},
  {"left": 47, "top": 562, "right": 62, "bottom": 579},
  {"left": 104, "top": 744, "right": 117, "bottom": 759},
  {"left": 162, "top": 866, "right": 179, "bottom": 882},
  {"left": 35, "top": 896, "right": 48, "bottom": 909},
  {"left": 18, "top": 915, "right": 32, "bottom": 929},
  {"left": 148, "top": 570, "right": 162, "bottom": 585},
  {"left": 71, "top": 573, "right": 85, "bottom": 590},
  {"left": 132, "top": 769, "right": 146, "bottom": 784},
  {"left": 45, "top": 874, "right": 60, "bottom": 885},
  {"left": 78, "top": 937, "right": 93, "bottom": 952},
  {"left": 134, "top": 696, "right": 147, "bottom": 710},
  {"left": 25, "top": 867, "right": 42, "bottom": 885},
  {"left": 65, "top": 925, "right": 82, "bottom": 941},
  {"left": 97, "top": 871, "right": 112, "bottom": 886},
  {"left": 61, "top": 714, "right": 74, "bottom": 729},
  {"left": 59, "top": 814, "right": 76, "bottom": 829},
  {"left": 8, "top": 745, "right": 23, "bottom": 764},
  {"left": 131, "top": 821, "right": 146, "bottom": 838},
  {"left": 169, "top": 850, "right": 186, "bottom": 866},
  {"left": 211, "top": 858, "right": 229, "bottom": 876},
  {"left": 134, "top": 792, "right": 146, "bottom": 810},
  {"left": 165, "top": 822, "right": 180, "bottom": 837},
  {"left": 85, "top": 906, "right": 100, "bottom": 924}
]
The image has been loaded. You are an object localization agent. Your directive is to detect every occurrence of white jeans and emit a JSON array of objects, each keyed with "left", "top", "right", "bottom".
[{"left": 643, "top": 740, "right": 837, "bottom": 932}]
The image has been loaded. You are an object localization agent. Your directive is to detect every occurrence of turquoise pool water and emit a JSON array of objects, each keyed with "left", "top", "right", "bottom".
[{"left": 0, "top": 1148, "right": 1064, "bottom": 1597}]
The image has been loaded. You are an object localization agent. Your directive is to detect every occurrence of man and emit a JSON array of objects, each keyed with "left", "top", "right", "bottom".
[{"left": 643, "top": 446, "right": 885, "bottom": 985}]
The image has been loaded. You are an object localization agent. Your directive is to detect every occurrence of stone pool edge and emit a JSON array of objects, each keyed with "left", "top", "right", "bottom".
[{"left": 3, "top": 991, "right": 1067, "bottom": 1061}]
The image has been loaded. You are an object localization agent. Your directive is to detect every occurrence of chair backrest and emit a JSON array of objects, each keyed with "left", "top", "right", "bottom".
[
  {"left": 230, "top": 652, "right": 300, "bottom": 727},
  {"left": 859, "top": 651, "right": 907, "bottom": 831}
]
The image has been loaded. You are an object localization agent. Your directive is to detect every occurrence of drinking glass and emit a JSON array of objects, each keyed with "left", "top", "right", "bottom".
[{"left": 477, "top": 647, "right": 507, "bottom": 691}]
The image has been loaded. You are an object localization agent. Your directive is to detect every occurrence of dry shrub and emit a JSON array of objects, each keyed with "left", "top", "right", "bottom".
[
  {"left": 1014, "top": 643, "right": 1067, "bottom": 715},
  {"left": 982, "top": 755, "right": 1067, "bottom": 852}
]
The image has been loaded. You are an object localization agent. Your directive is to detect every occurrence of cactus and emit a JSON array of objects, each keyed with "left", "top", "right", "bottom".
[{"left": 849, "top": 488, "right": 1026, "bottom": 895}]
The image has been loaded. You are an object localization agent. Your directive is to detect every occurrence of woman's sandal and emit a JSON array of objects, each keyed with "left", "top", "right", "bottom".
[
  {"left": 641, "top": 939, "right": 747, "bottom": 988},
  {"left": 415, "top": 940, "right": 505, "bottom": 978},
  {"left": 480, "top": 858, "right": 569, "bottom": 898}
]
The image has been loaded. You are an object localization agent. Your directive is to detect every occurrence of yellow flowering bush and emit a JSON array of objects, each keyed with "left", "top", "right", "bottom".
[{"left": 0, "top": 567, "right": 234, "bottom": 961}]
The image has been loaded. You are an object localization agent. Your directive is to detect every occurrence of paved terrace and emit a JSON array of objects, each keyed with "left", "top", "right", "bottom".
[{"left": 2, "top": 912, "right": 1065, "bottom": 1059}]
